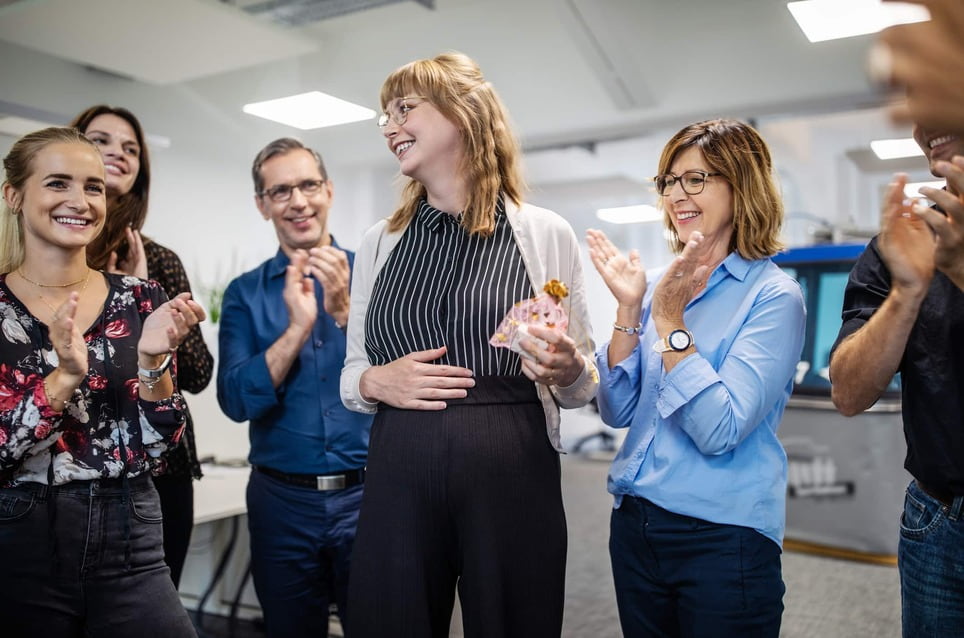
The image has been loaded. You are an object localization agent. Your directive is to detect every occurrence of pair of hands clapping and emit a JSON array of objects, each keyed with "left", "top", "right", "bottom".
[
  {"left": 879, "top": 160, "right": 964, "bottom": 295},
  {"left": 283, "top": 246, "right": 351, "bottom": 335},
  {"left": 52, "top": 290, "right": 205, "bottom": 385},
  {"left": 586, "top": 228, "right": 710, "bottom": 325}
]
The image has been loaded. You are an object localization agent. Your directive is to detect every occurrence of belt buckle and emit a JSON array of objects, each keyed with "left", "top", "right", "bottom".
[{"left": 316, "top": 475, "right": 345, "bottom": 491}]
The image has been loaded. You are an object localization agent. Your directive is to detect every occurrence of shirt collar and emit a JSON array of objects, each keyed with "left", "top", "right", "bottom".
[
  {"left": 415, "top": 197, "right": 506, "bottom": 233},
  {"left": 716, "top": 251, "right": 752, "bottom": 282},
  {"left": 267, "top": 235, "right": 342, "bottom": 279},
  {"left": 416, "top": 199, "right": 461, "bottom": 232}
]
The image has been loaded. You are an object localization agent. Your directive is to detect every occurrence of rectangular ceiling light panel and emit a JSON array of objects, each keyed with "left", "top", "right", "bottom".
[
  {"left": 243, "top": 91, "right": 375, "bottom": 129},
  {"left": 787, "top": 0, "right": 930, "bottom": 43},
  {"left": 871, "top": 137, "right": 925, "bottom": 160}
]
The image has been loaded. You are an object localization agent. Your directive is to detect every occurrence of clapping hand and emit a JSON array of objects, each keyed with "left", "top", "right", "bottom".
[
  {"left": 139, "top": 292, "right": 206, "bottom": 359},
  {"left": 106, "top": 228, "right": 148, "bottom": 279},
  {"left": 651, "top": 231, "right": 711, "bottom": 324},
  {"left": 914, "top": 157, "right": 964, "bottom": 290},
  {"left": 307, "top": 245, "right": 350, "bottom": 327},
  {"left": 586, "top": 229, "right": 647, "bottom": 309},
  {"left": 51, "top": 292, "right": 88, "bottom": 380}
]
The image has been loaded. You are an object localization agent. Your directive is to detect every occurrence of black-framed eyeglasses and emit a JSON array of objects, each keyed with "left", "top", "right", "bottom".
[
  {"left": 259, "top": 179, "right": 326, "bottom": 203},
  {"left": 654, "top": 170, "right": 722, "bottom": 196},
  {"left": 377, "top": 96, "right": 427, "bottom": 129}
]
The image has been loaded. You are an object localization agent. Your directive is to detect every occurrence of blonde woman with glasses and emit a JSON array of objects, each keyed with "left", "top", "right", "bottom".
[{"left": 341, "top": 52, "right": 597, "bottom": 637}]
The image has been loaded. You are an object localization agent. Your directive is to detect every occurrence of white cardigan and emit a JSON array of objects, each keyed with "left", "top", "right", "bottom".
[{"left": 340, "top": 201, "right": 598, "bottom": 451}]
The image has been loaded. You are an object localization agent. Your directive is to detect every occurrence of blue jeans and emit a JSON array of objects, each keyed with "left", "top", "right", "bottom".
[
  {"left": 0, "top": 474, "right": 196, "bottom": 637},
  {"left": 247, "top": 469, "right": 362, "bottom": 638},
  {"left": 609, "top": 496, "right": 784, "bottom": 638},
  {"left": 899, "top": 479, "right": 964, "bottom": 637}
]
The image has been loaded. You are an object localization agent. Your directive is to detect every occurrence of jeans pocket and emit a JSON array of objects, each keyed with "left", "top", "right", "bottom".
[
  {"left": 0, "top": 490, "right": 37, "bottom": 522},
  {"left": 899, "top": 486, "right": 945, "bottom": 540},
  {"left": 129, "top": 488, "right": 163, "bottom": 524}
]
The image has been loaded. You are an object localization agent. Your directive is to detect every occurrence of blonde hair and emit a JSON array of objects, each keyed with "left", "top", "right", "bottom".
[
  {"left": 1, "top": 127, "right": 101, "bottom": 273},
  {"left": 657, "top": 119, "right": 784, "bottom": 260},
  {"left": 380, "top": 52, "right": 525, "bottom": 236}
]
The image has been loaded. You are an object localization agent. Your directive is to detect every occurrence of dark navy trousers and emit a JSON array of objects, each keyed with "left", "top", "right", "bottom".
[
  {"left": 609, "top": 495, "right": 784, "bottom": 638},
  {"left": 246, "top": 468, "right": 362, "bottom": 638}
]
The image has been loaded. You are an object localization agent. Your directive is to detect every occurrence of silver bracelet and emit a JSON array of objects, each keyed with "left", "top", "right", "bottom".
[
  {"left": 137, "top": 353, "right": 172, "bottom": 393},
  {"left": 612, "top": 322, "right": 642, "bottom": 335}
]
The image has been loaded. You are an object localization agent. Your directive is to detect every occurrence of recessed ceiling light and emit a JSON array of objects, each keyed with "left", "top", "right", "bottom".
[
  {"left": 870, "top": 137, "right": 925, "bottom": 160},
  {"left": 787, "top": 0, "right": 929, "bottom": 43},
  {"left": 596, "top": 204, "right": 662, "bottom": 224},
  {"left": 243, "top": 91, "right": 375, "bottom": 130}
]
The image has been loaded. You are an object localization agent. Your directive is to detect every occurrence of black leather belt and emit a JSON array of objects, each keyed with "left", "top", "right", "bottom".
[
  {"left": 253, "top": 465, "right": 365, "bottom": 491},
  {"left": 917, "top": 480, "right": 956, "bottom": 508}
]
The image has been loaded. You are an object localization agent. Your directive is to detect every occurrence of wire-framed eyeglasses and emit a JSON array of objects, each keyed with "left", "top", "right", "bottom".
[
  {"left": 377, "top": 96, "right": 427, "bottom": 129},
  {"left": 259, "top": 179, "right": 326, "bottom": 203},
  {"left": 654, "top": 170, "right": 723, "bottom": 196}
]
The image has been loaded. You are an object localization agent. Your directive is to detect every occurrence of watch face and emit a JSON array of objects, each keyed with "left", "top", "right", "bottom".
[{"left": 668, "top": 330, "right": 691, "bottom": 350}]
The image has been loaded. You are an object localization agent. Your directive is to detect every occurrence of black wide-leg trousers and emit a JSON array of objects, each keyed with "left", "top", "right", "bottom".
[{"left": 346, "top": 375, "right": 567, "bottom": 638}]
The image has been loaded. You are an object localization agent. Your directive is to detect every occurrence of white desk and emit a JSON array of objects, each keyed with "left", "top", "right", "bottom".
[
  {"left": 193, "top": 464, "right": 249, "bottom": 525},
  {"left": 181, "top": 464, "right": 258, "bottom": 630}
]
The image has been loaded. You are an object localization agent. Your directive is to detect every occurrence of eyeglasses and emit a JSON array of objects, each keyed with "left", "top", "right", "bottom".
[
  {"left": 377, "top": 96, "right": 427, "bottom": 129},
  {"left": 259, "top": 179, "right": 326, "bottom": 203},
  {"left": 654, "top": 171, "right": 723, "bottom": 196}
]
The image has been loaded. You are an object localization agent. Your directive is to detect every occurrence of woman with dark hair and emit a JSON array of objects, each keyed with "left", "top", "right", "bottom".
[
  {"left": 0, "top": 126, "right": 204, "bottom": 635},
  {"left": 587, "top": 118, "right": 806, "bottom": 637},
  {"left": 70, "top": 105, "right": 213, "bottom": 587},
  {"left": 341, "top": 52, "right": 598, "bottom": 637}
]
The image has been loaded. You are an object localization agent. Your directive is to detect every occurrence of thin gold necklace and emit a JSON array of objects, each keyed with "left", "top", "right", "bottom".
[
  {"left": 17, "top": 268, "right": 89, "bottom": 288},
  {"left": 17, "top": 268, "right": 92, "bottom": 319}
]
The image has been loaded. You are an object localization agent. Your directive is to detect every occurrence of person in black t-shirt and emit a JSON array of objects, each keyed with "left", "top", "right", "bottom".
[{"left": 830, "top": 123, "right": 964, "bottom": 638}]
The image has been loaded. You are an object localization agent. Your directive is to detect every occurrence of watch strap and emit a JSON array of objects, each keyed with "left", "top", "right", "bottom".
[
  {"left": 138, "top": 353, "right": 173, "bottom": 379},
  {"left": 651, "top": 330, "right": 694, "bottom": 353}
]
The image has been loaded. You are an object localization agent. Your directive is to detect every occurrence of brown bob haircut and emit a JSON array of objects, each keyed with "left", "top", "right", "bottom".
[
  {"left": 657, "top": 118, "right": 784, "bottom": 260},
  {"left": 69, "top": 105, "right": 150, "bottom": 270},
  {"left": 380, "top": 52, "right": 525, "bottom": 236}
]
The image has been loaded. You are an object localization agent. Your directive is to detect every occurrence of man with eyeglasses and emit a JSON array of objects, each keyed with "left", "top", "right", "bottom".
[{"left": 216, "top": 137, "right": 372, "bottom": 638}]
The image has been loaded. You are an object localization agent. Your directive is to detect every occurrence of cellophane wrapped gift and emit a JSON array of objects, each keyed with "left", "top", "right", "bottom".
[{"left": 489, "top": 280, "right": 569, "bottom": 362}]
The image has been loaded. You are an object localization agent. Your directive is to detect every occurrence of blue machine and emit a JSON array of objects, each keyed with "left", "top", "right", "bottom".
[{"left": 773, "top": 242, "right": 907, "bottom": 558}]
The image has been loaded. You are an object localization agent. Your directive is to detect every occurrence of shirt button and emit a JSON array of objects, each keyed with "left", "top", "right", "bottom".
[
  {"left": 314, "top": 339, "right": 324, "bottom": 347},
  {"left": 321, "top": 376, "right": 327, "bottom": 382}
]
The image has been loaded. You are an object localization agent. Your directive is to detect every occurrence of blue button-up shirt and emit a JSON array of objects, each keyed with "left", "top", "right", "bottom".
[
  {"left": 597, "top": 253, "right": 805, "bottom": 546},
  {"left": 217, "top": 242, "right": 371, "bottom": 474}
]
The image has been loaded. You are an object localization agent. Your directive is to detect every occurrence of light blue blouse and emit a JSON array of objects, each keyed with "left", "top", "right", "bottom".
[{"left": 597, "top": 252, "right": 805, "bottom": 546}]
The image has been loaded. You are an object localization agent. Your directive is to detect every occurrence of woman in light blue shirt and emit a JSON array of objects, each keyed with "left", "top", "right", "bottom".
[{"left": 587, "top": 119, "right": 805, "bottom": 638}]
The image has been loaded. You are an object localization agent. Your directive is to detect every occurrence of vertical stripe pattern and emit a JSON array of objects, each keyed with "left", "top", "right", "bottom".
[{"left": 365, "top": 199, "right": 533, "bottom": 375}]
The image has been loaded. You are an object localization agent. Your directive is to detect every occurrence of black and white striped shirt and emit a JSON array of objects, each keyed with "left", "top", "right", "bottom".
[{"left": 365, "top": 199, "right": 533, "bottom": 375}]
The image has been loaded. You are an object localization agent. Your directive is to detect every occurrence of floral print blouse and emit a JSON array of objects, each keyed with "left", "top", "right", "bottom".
[{"left": 0, "top": 272, "right": 186, "bottom": 486}]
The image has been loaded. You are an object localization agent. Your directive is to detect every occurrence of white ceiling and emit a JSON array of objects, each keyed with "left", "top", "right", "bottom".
[{"left": 0, "top": 0, "right": 885, "bottom": 167}]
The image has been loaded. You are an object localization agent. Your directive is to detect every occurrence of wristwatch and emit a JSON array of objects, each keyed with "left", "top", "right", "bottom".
[{"left": 651, "top": 329, "right": 694, "bottom": 353}]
